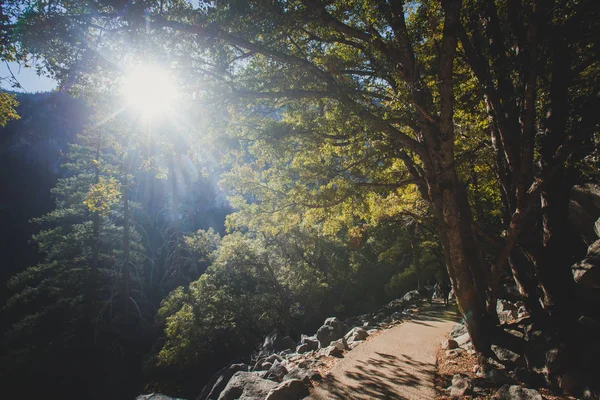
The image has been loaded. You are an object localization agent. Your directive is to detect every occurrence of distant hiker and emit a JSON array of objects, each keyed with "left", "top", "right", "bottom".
[
  {"left": 440, "top": 282, "right": 451, "bottom": 306},
  {"left": 433, "top": 282, "right": 441, "bottom": 299}
]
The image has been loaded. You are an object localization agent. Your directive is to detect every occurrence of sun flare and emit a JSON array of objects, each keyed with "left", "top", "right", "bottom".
[{"left": 122, "top": 65, "right": 179, "bottom": 118}]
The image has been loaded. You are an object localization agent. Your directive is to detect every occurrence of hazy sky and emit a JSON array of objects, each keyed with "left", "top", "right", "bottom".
[{"left": 1, "top": 62, "right": 57, "bottom": 93}]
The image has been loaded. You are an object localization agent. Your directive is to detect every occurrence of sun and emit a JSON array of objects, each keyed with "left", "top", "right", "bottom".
[{"left": 122, "top": 64, "right": 179, "bottom": 119}]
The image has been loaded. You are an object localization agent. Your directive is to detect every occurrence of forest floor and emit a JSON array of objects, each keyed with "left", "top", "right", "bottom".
[{"left": 308, "top": 301, "right": 458, "bottom": 399}]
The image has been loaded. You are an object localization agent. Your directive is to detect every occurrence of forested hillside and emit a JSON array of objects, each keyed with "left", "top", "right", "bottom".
[{"left": 1, "top": 0, "right": 599, "bottom": 399}]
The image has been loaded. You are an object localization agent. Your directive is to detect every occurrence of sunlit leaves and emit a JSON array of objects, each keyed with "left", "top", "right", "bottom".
[{"left": 83, "top": 176, "right": 121, "bottom": 215}]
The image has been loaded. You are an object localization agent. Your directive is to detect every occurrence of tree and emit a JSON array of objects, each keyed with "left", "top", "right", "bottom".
[{"left": 7, "top": 0, "right": 599, "bottom": 360}]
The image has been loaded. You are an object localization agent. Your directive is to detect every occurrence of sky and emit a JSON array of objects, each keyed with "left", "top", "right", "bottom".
[{"left": 0, "top": 61, "right": 57, "bottom": 93}]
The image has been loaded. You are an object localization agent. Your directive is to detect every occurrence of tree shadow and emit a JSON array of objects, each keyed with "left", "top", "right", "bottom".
[{"left": 311, "top": 351, "right": 434, "bottom": 399}]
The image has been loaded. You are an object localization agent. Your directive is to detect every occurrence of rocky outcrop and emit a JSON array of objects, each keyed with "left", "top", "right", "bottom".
[
  {"left": 260, "top": 331, "right": 296, "bottom": 356},
  {"left": 217, "top": 372, "right": 278, "bottom": 400},
  {"left": 264, "top": 379, "right": 309, "bottom": 400},
  {"left": 197, "top": 363, "right": 248, "bottom": 400},
  {"left": 316, "top": 317, "right": 347, "bottom": 348},
  {"left": 137, "top": 395, "right": 183, "bottom": 400}
]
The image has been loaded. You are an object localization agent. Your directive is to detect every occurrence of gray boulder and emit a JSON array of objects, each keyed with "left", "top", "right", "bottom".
[
  {"left": 137, "top": 395, "right": 185, "bottom": 400},
  {"left": 402, "top": 289, "right": 420, "bottom": 304},
  {"left": 493, "top": 385, "right": 542, "bottom": 400},
  {"left": 442, "top": 339, "right": 459, "bottom": 350},
  {"left": 197, "top": 363, "right": 248, "bottom": 400},
  {"left": 323, "top": 345, "right": 343, "bottom": 358},
  {"left": 450, "top": 323, "right": 468, "bottom": 338},
  {"left": 491, "top": 345, "right": 524, "bottom": 366},
  {"left": 265, "top": 360, "right": 288, "bottom": 382},
  {"left": 217, "top": 372, "right": 277, "bottom": 400},
  {"left": 284, "top": 367, "right": 322, "bottom": 383},
  {"left": 344, "top": 327, "right": 368, "bottom": 343},
  {"left": 316, "top": 317, "right": 345, "bottom": 348},
  {"left": 448, "top": 374, "right": 471, "bottom": 398},
  {"left": 454, "top": 332, "right": 471, "bottom": 348},
  {"left": 572, "top": 239, "right": 600, "bottom": 288},
  {"left": 260, "top": 331, "right": 296, "bottom": 356},
  {"left": 265, "top": 379, "right": 310, "bottom": 400}
]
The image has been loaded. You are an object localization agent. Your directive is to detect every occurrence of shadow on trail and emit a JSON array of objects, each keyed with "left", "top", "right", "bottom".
[
  {"left": 315, "top": 351, "right": 428, "bottom": 399},
  {"left": 312, "top": 302, "right": 459, "bottom": 399}
]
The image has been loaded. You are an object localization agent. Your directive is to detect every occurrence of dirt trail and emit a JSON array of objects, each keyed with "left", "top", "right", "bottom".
[{"left": 309, "top": 302, "right": 459, "bottom": 400}]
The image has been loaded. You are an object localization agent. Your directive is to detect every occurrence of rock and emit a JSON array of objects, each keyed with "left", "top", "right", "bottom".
[
  {"left": 264, "top": 354, "right": 282, "bottom": 364},
  {"left": 137, "top": 395, "right": 183, "bottom": 400},
  {"left": 348, "top": 340, "right": 364, "bottom": 350},
  {"left": 572, "top": 239, "right": 600, "bottom": 288},
  {"left": 265, "top": 379, "right": 310, "bottom": 400},
  {"left": 401, "top": 289, "right": 421, "bottom": 304},
  {"left": 265, "top": 360, "right": 288, "bottom": 382},
  {"left": 316, "top": 317, "right": 345, "bottom": 348},
  {"left": 442, "top": 339, "right": 459, "bottom": 350},
  {"left": 491, "top": 345, "right": 524, "bottom": 366},
  {"left": 300, "top": 335, "right": 318, "bottom": 349},
  {"left": 331, "top": 338, "right": 347, "bottom": 349},
  {"left": 260, "top": 362, "right": 273, "bottom": 371},
  {"left": 217, "top": 372, "right": 278, "bottom": 400},
  {"left": 497, "top": 300, "right": 518, "bottom": 323},
  {"left": 454, "top": 332, "right": 471, "bottom": 348},
  {"left": 448, "top": 374, "right": 471, "bottom": 398},
  {"left": 284, "top": 367, "right": 322, "bottom": 383},
  {"left": 197, "top": 363, "right": 248, "bottom": 400},
  {"left": 261, "top": 331, "right": 296, "bottom": 356},
  {"left": 344, "top": 327, "right": 368, "bottom": 343},
  {"left": 445, "top": 349, "right": 464, "bottom": 358},
  {"left": 323, "top": 345, "right": 343, "bottom": 358},
  {"left": 485, "top": 368, "right": 513, "bottom": 385},
  {"left": 493, "top": 385, "right": 542, "bottom": 400},
  {"left": 450, "top": 323, "right": 468, "bottom": 338},
  {"left": 568, "top": 184, "right": 600, "bottom": 244},
  {"left": 296, "top": 343, "right": 313, "bottom": 354}
]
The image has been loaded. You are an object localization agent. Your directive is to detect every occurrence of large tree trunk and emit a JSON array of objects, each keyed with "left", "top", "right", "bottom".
[{"left": 122, "top": 168, "right": 131, "bottom": 317}]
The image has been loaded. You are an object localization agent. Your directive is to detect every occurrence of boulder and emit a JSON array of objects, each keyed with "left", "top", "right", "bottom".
[
  {"left": 217, "top": 372, "right": 277, "bottom": 400},
  {"left": 348, "top": 340, "right": 364, "bottom": 350},
  {"left": 401, "top": 289, "right": 421, "bottom": 304},
  {"left": 284, "top": 367, "right": 322, "bottom": 383},
  {"left": 316, "top": 317, "right": 345, "bottom": 348},
  {"left": 448, "top": 374, "right": 471, "bottom": 398},
  {"left": 442, "top": 339, "right": 459, "bottom": 350},
  {"left": 330, "top": 338, "right": 347, "bottom": 351},
  {"left": 450, "top": 323, "right": 467, "bottom": 338},
  {"left": 137, "top": 395, "right": 184, "bottom": 400},
  {"left": 454, "top": 332, "right": 471, "bottom": 348},
  {"left": 265, "top": 360, "right": 288, "bottom": 382},
  {"left": 491, "top": 345, "right": 524, "bottom": 366},
  {"left": 197, "top": 363, "right": 248, "bottom": 400},
  {"left": 296, "top": 343, "right": 313, "bottom": 354},
  {"left": 493, "top": 385, "right": 542, "bottom": 400},
  {"left": 260, "top": 331, "right": 296, "bottom": 356},
  {"left": 572, "top": 239, "right": 600, "bottom": 288},
  {"left": 297, "top": 335, "right": 318, "bottom": 353},
  {"left": 323, "top": 345, "right": 343, "bottom": 358},
  {"left": 260, "top": 362, "right": 273, "bottom": 371},
  {"left": 344, "top": 327, "right": 368, "bottom": 343},
  {"left": 265, "top": 379, "right": 310, "bottom": 400},
  {"left": 568, "top": 184, "right": 600, "bottom": 244}
]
